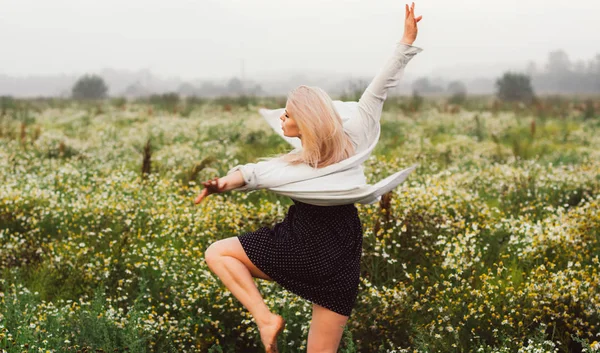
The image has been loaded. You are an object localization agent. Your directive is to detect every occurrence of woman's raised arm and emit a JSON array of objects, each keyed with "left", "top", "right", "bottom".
[{"left": 345, "top": 2, "right": 423, "bottom": 149}]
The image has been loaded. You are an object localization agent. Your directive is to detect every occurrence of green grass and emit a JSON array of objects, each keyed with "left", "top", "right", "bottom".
[{"left": 0, "top": 97, "right": 599, "bottom": 352}]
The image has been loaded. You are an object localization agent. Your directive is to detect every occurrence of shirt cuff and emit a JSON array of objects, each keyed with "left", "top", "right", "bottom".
[
  {"left": 227, "top": 164, "right": 257, "bottom": 191},
  {"left": 396, "top": 42, "right": 424, "bottom": 55}
]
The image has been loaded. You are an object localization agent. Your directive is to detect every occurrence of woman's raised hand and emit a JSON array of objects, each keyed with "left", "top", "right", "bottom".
[
  {"left": 401, "top": 2, "right": 422, "bottom": 45},
  {"left": 194, "top": 177, "right": 228, "bottom": 205}
]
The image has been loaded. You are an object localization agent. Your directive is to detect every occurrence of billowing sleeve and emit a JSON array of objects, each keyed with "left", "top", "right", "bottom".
[
  {"left": 343, "top": 42, "right": 423, "bottom": 152},
  {"left": 227, "top": 148, "right": 367, "bottom": 192},
  {"left": 226, "top": 151, "right": 326, "bottom": 191},
  {"left": 227, "top": 157, "right": 290, "bottom": 191}
]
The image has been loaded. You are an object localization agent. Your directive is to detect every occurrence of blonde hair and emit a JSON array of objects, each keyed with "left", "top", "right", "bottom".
[{"left": 267, "top": 85, "right": 355, "bottom": 169}]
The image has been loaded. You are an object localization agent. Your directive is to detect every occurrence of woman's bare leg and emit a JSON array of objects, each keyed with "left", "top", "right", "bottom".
[
  {"left": 204, "top": 237, "right": 285, "bottom": 352},
  {"left": 306, "top": 303, "right": 349, "bottom": 353}
]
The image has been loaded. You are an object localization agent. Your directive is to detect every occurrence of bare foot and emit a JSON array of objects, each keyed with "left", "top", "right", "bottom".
[{"left": 258, "top": 314, "right": 285, "bottom": 353}]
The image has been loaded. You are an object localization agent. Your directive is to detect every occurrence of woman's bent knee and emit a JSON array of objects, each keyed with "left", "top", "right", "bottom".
[{"left": 204, "top": 241, "right": 222, "bottom": 269}]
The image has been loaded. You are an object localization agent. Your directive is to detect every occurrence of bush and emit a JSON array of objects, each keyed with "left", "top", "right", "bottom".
[
  {"left": 0, "top": 95, "right": 16, "bottom": 116},
  {"left": 496, "top": 72, "right": 535, "bottom": 103},
  {"left": 110, "top": 97, "right": 127, "bottom": 109},
  {"left": 447, "top": 81, "right": 467, "bottom": 104},
  {"left": 72, "top": 74, "right": 109, "bottom": 100},
  {"left": 148, "top": 92, "right": 180, "bottom": 113}
]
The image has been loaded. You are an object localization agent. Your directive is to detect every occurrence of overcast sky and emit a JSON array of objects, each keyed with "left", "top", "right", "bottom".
[{"left": 1, "top": 0, "right": 599, "bottom": 80}]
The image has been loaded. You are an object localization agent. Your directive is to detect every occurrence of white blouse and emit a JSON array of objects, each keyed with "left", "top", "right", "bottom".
[{"left": 227, "top": 42, "right": 423, "bottom": 206}]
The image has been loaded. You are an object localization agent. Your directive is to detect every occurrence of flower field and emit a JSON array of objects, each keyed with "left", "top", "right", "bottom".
[{"left": 1, "top": 98, "right": 599, "bottom": 352}]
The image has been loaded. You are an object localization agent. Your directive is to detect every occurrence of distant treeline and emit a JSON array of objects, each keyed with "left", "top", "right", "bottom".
[
  {"left": 528, "top": 50, "right": 600, "bottom": 94},
  {"left": 1, "top": 49, "right": 598, "bottom": 98},
  {"left": 411, "top": 50, "right": 600, "bottom": 96},
  {"left": 141, "top": 77, "right": 265, "bottom": 98}
]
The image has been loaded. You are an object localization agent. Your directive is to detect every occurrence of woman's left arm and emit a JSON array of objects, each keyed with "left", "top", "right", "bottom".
[
  {"left": 225, "top": 156, "right": 319, "bottom": 191},
  {"left": 193, "top": 169, "right": 246, "bottom": 204},
  {"left": 194, "top": 156, "right": 303, "bottom": 204}
]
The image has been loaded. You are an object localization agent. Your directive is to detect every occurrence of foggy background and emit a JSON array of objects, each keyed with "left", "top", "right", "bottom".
[{"left": 1, "top": 0, "right": 599, "bottom": 97}]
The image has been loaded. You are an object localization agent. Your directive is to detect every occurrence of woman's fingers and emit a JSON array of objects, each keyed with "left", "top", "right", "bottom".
[
  {"left": 200, "top": 177, "right": 221, "bottom": 193},
  {"left": 194, "top": 189, "right": 207, "bottom": 204},
  {"left": 197, "top": 177, "right": 225, "bottom": 202},
  {"left": 405, "top": 2, "right": 422, "bottom": 24},
  {"left": 202, "top": 178, "right": 217, "bottom": 186},
  {"left": 406, "top": 2, "right": 415, "bottom": 20}
]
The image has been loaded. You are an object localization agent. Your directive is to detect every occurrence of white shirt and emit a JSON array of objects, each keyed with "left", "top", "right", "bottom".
[{"left": 227, "top": 42, "right": 423, "bottom": 206}]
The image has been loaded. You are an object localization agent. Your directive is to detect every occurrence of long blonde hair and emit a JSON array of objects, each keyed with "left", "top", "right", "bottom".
[{"left": 272, "top": 85, "right": 355, "bottom": 169}]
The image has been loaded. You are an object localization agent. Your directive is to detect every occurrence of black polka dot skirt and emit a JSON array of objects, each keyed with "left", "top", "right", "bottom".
[{"left": 238, "top": 198, "right": 363, "bottom": 317}]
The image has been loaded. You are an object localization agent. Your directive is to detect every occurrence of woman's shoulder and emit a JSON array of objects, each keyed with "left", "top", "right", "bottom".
[{"left": 332, "top": 100, "right": 359, "bottom": 124}]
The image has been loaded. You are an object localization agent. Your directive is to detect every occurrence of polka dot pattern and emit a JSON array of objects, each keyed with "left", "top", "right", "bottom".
[{"left": 238, "top": 198, "right": 363, "bottom": 317}]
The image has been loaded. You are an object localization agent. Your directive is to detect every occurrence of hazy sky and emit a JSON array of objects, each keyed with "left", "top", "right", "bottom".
[{"left": 1, "top": 0, "right": 599, "bottom": 80}]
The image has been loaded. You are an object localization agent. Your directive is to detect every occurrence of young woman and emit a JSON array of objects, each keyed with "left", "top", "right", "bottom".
[{"left": 195, "top": 3, "right": 423, "bottom": 352}]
